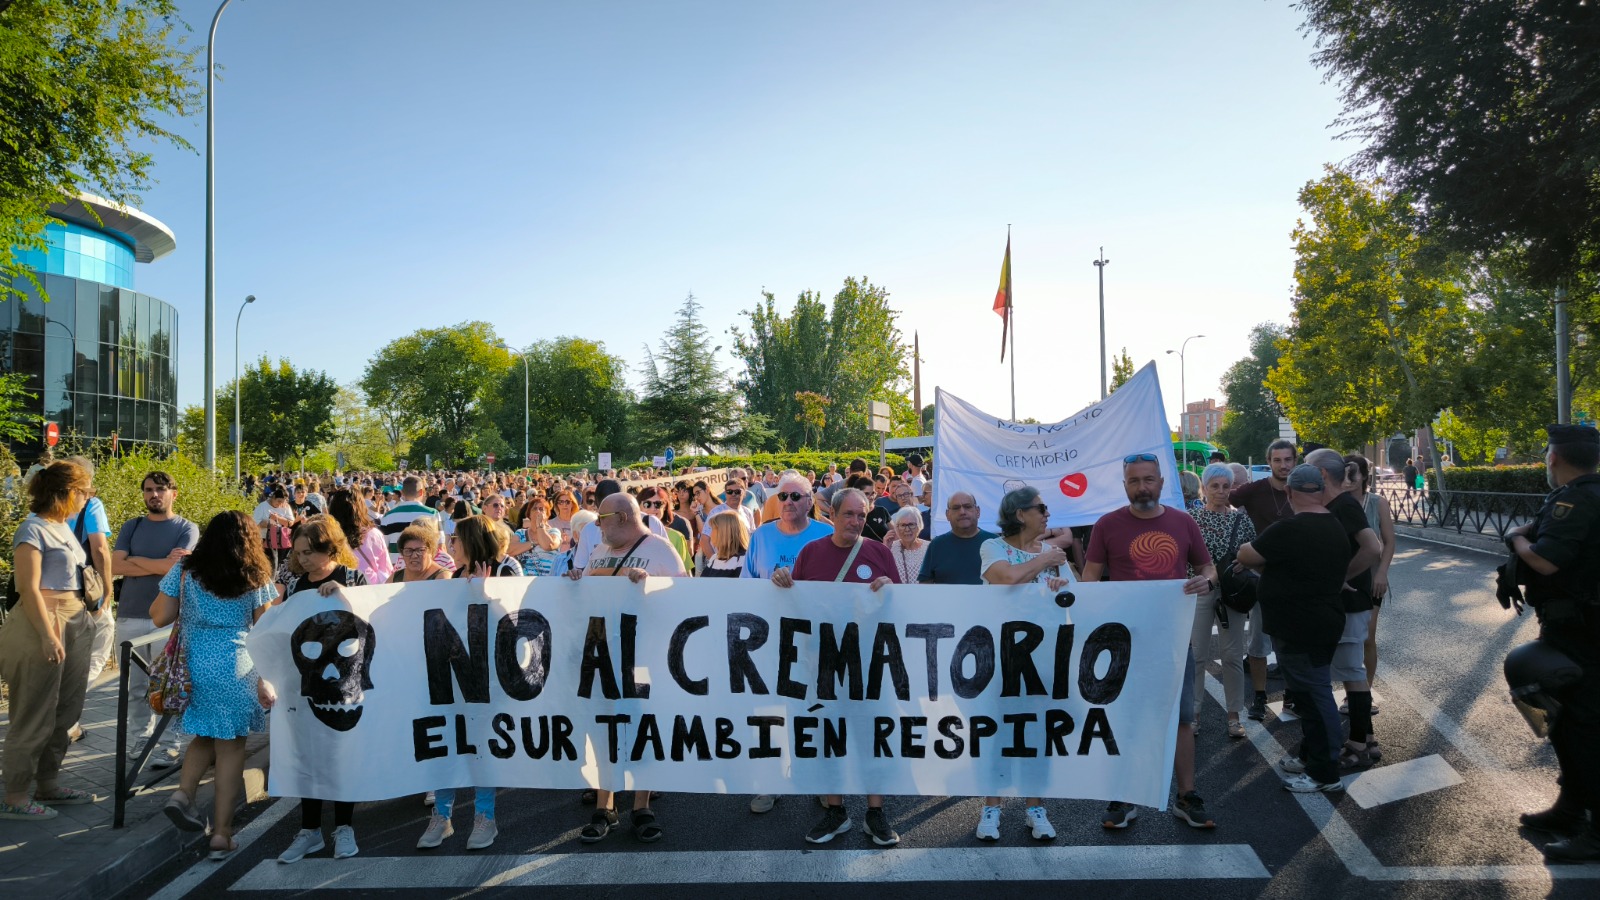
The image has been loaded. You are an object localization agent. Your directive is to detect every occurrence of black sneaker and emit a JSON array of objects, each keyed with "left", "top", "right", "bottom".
[
  {"left": 1102, "top": 801, "right": 1138, "bottom": 829},
  {"left": 1170, "top": 791, "right": 1215, "bottom": 829},
  {"left": 1543, "top": 828, "right": 1600, "bottom": 863},
  {"left": 805, "top": 805, "right": 851, "bottom": 844},
  {"left": 1521, "top": 805, "right": 1587, "bottom": 837},
  {"left": 863, "top": 807, "right": 899, "bottom": 846},
  {"left": 1248, "top": 694, "right": 1267, "bottom": 722},
  {"left": 580, "top": 809, "right": 618, "bottom": 843}
]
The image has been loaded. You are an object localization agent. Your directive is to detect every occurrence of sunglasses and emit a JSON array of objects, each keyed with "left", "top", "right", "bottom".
[
  {"left": 1026, "top": 503, "right": 1049, "bottom": 515},
  {"left": 725, "top": 488, "right": 743, "bottom": 495},
  {"left": 1124, "top": 453, "right": 1159, "bottom": 464},
  {"left": 641, "top": 500, "right": 665, "bottom": 509},
  {"left": 776, "top": 491, "right": 809, "bottom": 502}
]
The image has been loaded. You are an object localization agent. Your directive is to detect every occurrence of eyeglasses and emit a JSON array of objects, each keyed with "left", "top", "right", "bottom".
[
  {"left": 776, "top": 491, "right": 809, "bottom": 502},
  {"left": 596, "top": 511, "right": 620, "bottom": 520},
  {"left": 1026, "top": 503, "right": 1049, "bottom": 515},
  {"left": 1124, "top": 453, "right": 1159, "bottom": 464},
  {"left": 725, "top": 488, "right": 743, "bottom": 495},
  {"left": 400, "top": 547, "right": 428, "bottom": 557},
  {"left": 641, "top": 500, "right": 665, "bottom": 509}
]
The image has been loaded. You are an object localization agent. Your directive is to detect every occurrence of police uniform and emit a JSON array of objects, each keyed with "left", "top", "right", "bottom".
[{"left": 1519, "top": 424, "right": 1600, "bottom": 858}]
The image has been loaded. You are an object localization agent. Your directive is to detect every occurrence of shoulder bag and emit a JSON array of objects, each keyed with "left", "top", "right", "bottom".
[
  {"left": 147, "top": 573, "right": 193, "bottom": 715},
  {"left": 72, "top": 510, "right": 106, "bottom": 611},
  {"left": 1216, "top": 513, "right": 1260, "bottom": 615},
  {"left": 834, "top": 539, "right": 865, "bottom": 582}
]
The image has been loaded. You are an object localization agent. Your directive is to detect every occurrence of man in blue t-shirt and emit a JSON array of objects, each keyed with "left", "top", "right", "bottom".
[
  {"left": 917, "top": 491, "right": 997, "bottom": 585},
  {"left": 743, "top": 474, "right": 833, "bottom": 581}
]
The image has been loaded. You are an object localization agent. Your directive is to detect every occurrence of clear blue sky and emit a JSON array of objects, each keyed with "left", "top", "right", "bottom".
[{"left": 128, "top": 0, "right": 1355, "bottom": 438}]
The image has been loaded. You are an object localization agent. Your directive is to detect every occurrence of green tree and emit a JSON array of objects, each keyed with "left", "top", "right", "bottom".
[
  {"left": 0, "top": 372, "right": 43, "bottom": 443},
  {"left": 637, "top": 294, "right": 767, "bottom": 454},
  {"left": 1298, "top": 0, "right": 1600, "bottom": 284},
  {"left": 1266, "top": 168, "right": 1473, "bottom": 448},
  {"left": 1212, "top": 323, "right": 1287, "bottom": 461},
  {"left": 1109, "top": 348, "right": 1135, "bottom": 392},
  {"left": 0, "top": 0, "right": 200, "bottom": 301},
  {"left": 361, "top": 322, "right": 512, "bottom": 467},
  {"left": 223, "top": 357, "right": 339, "bottom": 468},
  {"left": 793, "top": 391, "right": 830, "bottom": 448},
  {"left": 324, "top": 387, "right": 395, "bottom": 471},
  {"left": 731, "top": 277, "right": 912, "bottom": 450},
  {"left": 485, "top": 337, "right": 635, "bottom": 464}
]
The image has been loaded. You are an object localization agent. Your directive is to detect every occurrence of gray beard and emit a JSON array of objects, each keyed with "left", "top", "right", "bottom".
[{"left": 1131, "top": 497, "right": 1160, "bottom": 513}]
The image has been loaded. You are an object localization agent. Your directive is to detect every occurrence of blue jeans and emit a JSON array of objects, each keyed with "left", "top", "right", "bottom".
[
  {"left": 1270, "top": 637, "right": 1342, "bottom": 785},
  {"left": 435, "top": 787, "right": 495, "bottom": 819}
]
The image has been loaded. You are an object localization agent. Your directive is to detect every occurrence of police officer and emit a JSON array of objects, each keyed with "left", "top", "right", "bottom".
[{"left": 1506, "top": 423, "right": 1600, "bottom": 861}]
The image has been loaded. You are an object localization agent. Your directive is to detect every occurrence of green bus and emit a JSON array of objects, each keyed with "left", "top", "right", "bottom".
[{"left": 1173, "top": 440, "right": 1221, "bottom": 475}]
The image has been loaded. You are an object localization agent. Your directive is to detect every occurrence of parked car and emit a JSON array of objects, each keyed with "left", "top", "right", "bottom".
[{"left": 1249, "top": 465, "right": 1271, "bottom": 482}]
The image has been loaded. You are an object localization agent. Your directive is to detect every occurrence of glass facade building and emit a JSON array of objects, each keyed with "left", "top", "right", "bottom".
[{"left": 3, "top": 196, "right": 179, "bottom": 458}]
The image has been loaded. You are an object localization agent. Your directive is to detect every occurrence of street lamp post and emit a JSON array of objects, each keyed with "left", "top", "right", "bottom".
[
  {"left": 1167, "top": 334, "right": 1205, "bottom": 454},
  {"left": 498, "top": 343, "right": 529, "bottom": 468},
  {"left": 234, "top": 294, "right": 255, "bottom": 481},
  {"left": 1093, "top": 248, "right": 1110, "bottom": 399},
  {"left": 204, "top": 0, "right": 239, "bottom": 473}
]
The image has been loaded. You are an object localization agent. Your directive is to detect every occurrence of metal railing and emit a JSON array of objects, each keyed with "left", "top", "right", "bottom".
[
  {"left": 113, "top": 624, "right": 177, "bottom": 828},
  {"left": 1375, "top": 477, "right": 1544, "bottom": 542}
]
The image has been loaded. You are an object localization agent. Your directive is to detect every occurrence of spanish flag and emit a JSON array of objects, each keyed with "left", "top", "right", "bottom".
[{"left": 994, "top": 234, "right": 1012, "bottom": 362}]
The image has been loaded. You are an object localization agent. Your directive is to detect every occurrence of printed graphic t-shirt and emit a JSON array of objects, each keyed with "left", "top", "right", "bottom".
[
  {"left": 1085, "top": 505, "right": 1211, "bottom": 582},
  {"left": 587, "top": 533, "right": 687, "bottom": 577}
]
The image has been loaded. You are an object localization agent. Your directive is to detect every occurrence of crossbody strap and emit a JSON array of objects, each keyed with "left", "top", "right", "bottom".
[
  {"left": 834, "top": 539, "right": 865, "bottom": 582},
  {"left": 611, "top": 535, "right": 649, "bottom": 576}
]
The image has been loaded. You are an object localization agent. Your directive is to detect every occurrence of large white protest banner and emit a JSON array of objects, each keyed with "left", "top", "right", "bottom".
[
  {"left": 932, "top": 362, "right": 1183, "bottom": 535},
  {"left": 249, "top": 575, "right": 1189, "bottom": 807}
]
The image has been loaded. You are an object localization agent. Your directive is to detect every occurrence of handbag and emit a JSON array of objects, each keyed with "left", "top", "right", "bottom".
[
  {"left": 147, "top": 573, "right": 193, "bottom": 716},
  {"left": 71, "top": 510, "right": 106, "bottom": 611},
  {"left": 1216, "top": 513, "right": 1260, "bottom": 615}
]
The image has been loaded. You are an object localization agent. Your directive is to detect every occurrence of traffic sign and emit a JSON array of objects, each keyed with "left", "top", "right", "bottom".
[
  {"left": 44, "top": 422, "right": 59, "bottom": 447},
  {"left": 485, "top": 453, "right": 496, "bottom": 467},
  {"left": 664, "top": 447, "right": 676, "bottom": 468}
]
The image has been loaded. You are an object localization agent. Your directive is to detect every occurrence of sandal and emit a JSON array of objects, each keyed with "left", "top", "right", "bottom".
[
  {"left": 631, "top": 808, "right": 663, "bottom": 843},
  {"left": 35, "top": 787, "right": 95, "bottom": 806},
  {"left": 208, "top": 836, "right": 238, "bottom": 861},
  {"left": 164, "top": 790, "right": 207, "bottom": 832},
  {"left": 580, "top": 809, "right": 617, "bottom": 843},
  {"left": 0, "top": 800, "right": 58, "bottom": 820},
  {"left": 1338, "top": 742, "right": 1373, "bottom": 770}
]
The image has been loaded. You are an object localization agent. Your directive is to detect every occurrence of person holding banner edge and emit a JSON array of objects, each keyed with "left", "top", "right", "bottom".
[
  {"left": 974, "top": 485, "right": 1078, "bottom": 841},
  {"left": 772, "top": 488, "right": 902, "bottom": 846},
  {"left": 1080, "top": 453, "right": 1217, "bottom": 830}
]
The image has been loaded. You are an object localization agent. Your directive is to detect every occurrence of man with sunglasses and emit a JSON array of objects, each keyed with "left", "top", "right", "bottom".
[
  {"left": 708, "top": 478, "right": 757, "bottom": 534},
  {"left": 743, "top": 473, "right": 835, "bottom": 815},
  {"left": 1081, "top": 452, "right": 1218, "bottom": 831}
]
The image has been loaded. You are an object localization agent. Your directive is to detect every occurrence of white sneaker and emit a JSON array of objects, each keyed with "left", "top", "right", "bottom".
[
  {"left": 1278, "top": 756, "right": 1307, "bottom": 775},
  {"left": 749, "top": 794, "right": 777, "bottom": 814},
  {"left": 1283, "top": 773, "right": 1345, "bottom": 794},
  {"left": 416, "top": 814, "right": 453, "bottom": 849},
  {"left": 466, "top": 814, "right": 497, "bottom": 850},
  {"left": 278, "top": 829, "right": 325, "bottom": 864},
  {"left": 423, "top": 791, "right": 436, "bottom": 807},
  {"left": 975, "top": 805, "right": 1001, "bottom": 841},
  {"left": 332, "top": 825, "right": 359, "bottom": 859},
  {"left": 1026, "top": 805, "right": 1056, "bottom": 840}
]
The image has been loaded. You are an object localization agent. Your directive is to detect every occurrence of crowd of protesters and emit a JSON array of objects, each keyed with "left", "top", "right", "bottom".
[{"left": 1, "top": 445, "right": 1413, "bottom": 863}]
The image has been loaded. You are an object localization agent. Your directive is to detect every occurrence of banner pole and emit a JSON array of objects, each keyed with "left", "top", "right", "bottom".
[{"left": 1009, "top": 306, "right": 1017, "bottom": 421}]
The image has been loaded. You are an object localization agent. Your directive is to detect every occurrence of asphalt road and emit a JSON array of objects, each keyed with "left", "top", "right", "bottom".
[{"left": 123, "top": 537, "right": 1599, "bottom": 899}]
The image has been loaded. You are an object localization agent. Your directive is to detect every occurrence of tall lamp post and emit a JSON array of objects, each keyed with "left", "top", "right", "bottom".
[
  {"left": 203, "top": 0, "right": 240, "bottom": 472},
  {"left": 1167, "top": 334, "right": 1205, "bottom": 455},
  {"left": 233, "top": 294, "right": 255, "bottom": 481},
  {"left": 1093, "top": 248, "right": 1110, "bottom": 399},
  {"left": 498, "top": 342, "right": 529, "bottom": 469}
]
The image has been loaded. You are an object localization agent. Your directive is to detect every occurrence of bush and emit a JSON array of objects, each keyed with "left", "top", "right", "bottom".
[
  {"left": 1426, "top": 464, "right": 1548, "bottom": 494},
  {"left": 526, "top": 450, "right": 919, "bottom": 479}
]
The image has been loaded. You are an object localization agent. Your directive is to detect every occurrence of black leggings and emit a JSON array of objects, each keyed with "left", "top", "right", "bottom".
[{"left": 300, "top": 799, "right": 355, "bottom": 830}]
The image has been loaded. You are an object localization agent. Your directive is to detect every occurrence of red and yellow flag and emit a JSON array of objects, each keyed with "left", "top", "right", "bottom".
[{"left": 993, "top": 235, "right": 1012, "bottom": 362}]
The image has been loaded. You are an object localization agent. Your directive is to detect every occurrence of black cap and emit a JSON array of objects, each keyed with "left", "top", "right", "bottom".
[
  {"left": 907, "top": 453, "right": 924, "bottom": 467},
  {"left": 1547, "top": 424, "right": 1600, "bottom": 447}
]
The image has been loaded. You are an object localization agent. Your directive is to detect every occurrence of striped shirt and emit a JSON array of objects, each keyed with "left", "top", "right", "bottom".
[{"left": 380, "top": 500, "right": 441, "bottom": 563}]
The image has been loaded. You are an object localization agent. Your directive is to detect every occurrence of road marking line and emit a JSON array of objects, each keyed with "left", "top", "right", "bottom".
[
  {"left": 1342, "top": 754, "right": 1462, "bottom": 808},
  {"left": 229, "top": 844, "right": 1270, "bottom": 889},
  {"left": 1204, "top": 673, "right": 1600, "bottom": 883},
  {"left": 149, "top": 798, "right": 293, "bottom": 900}
]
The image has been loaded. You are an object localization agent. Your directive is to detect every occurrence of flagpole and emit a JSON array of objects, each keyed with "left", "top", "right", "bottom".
[{"left": 1008, "top": 225, "right": 1015, "bottom": 420}]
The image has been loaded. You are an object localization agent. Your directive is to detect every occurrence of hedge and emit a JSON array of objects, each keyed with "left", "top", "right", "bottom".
[
  {"left": 1425, "top": 464, "right": 1548, "bottom": 495},
  {"left": 520, "top": 450, "right": 917, "bottom": 479}
]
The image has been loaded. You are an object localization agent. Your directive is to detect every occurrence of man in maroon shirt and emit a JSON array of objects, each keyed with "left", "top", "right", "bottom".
[
  {"left": 1229, "top": 438, "right": 1298, "bottom": 720},
  {"left": 1082, "top": 453, "right": 1217, "bottom": 831},
  {"left": 772, "top": 488, "right": 900, "bottom": 846}
]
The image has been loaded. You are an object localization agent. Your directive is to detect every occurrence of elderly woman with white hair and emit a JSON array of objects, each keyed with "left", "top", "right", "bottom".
[
  {"left": 886, "top": 507, "right": 927, "bottom": 584},
  {"left": 1189, "top": 462, "right": 1256, "bottom": 739}
]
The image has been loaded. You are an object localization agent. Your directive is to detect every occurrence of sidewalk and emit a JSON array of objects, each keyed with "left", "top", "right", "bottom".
[{"left": 0, "top": 669, "right": 270, "bottom": 900}]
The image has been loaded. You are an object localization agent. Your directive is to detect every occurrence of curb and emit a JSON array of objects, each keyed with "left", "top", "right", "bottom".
[
  {"left": 1392, "top": 523, "right": 1504, "bottom": 557},
  {"left": 55, "top": 742, "right": 271, "bottom": 900}
]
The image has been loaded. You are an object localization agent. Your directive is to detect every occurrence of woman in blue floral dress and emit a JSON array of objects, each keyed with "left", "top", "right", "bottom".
[{"left": 150, "top": 511, "right": 276, "bottom": 859}]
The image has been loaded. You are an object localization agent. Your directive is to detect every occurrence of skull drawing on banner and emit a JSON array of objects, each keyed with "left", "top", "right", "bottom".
[{"left": 290, "top": 610, "right": 377, "bottom": 732}]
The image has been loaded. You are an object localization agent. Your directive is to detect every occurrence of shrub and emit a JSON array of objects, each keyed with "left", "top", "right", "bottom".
[{"left": 1426, "top": 465, "right": 1547, "bottom": 495}]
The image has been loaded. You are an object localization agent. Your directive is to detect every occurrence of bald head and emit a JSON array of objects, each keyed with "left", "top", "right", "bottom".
[
  {"left": 945, "top": 490, "right": 980, "bottom": 536},
  {"left": 597, "top": 492, "right": 646, "bottom": 548}
]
